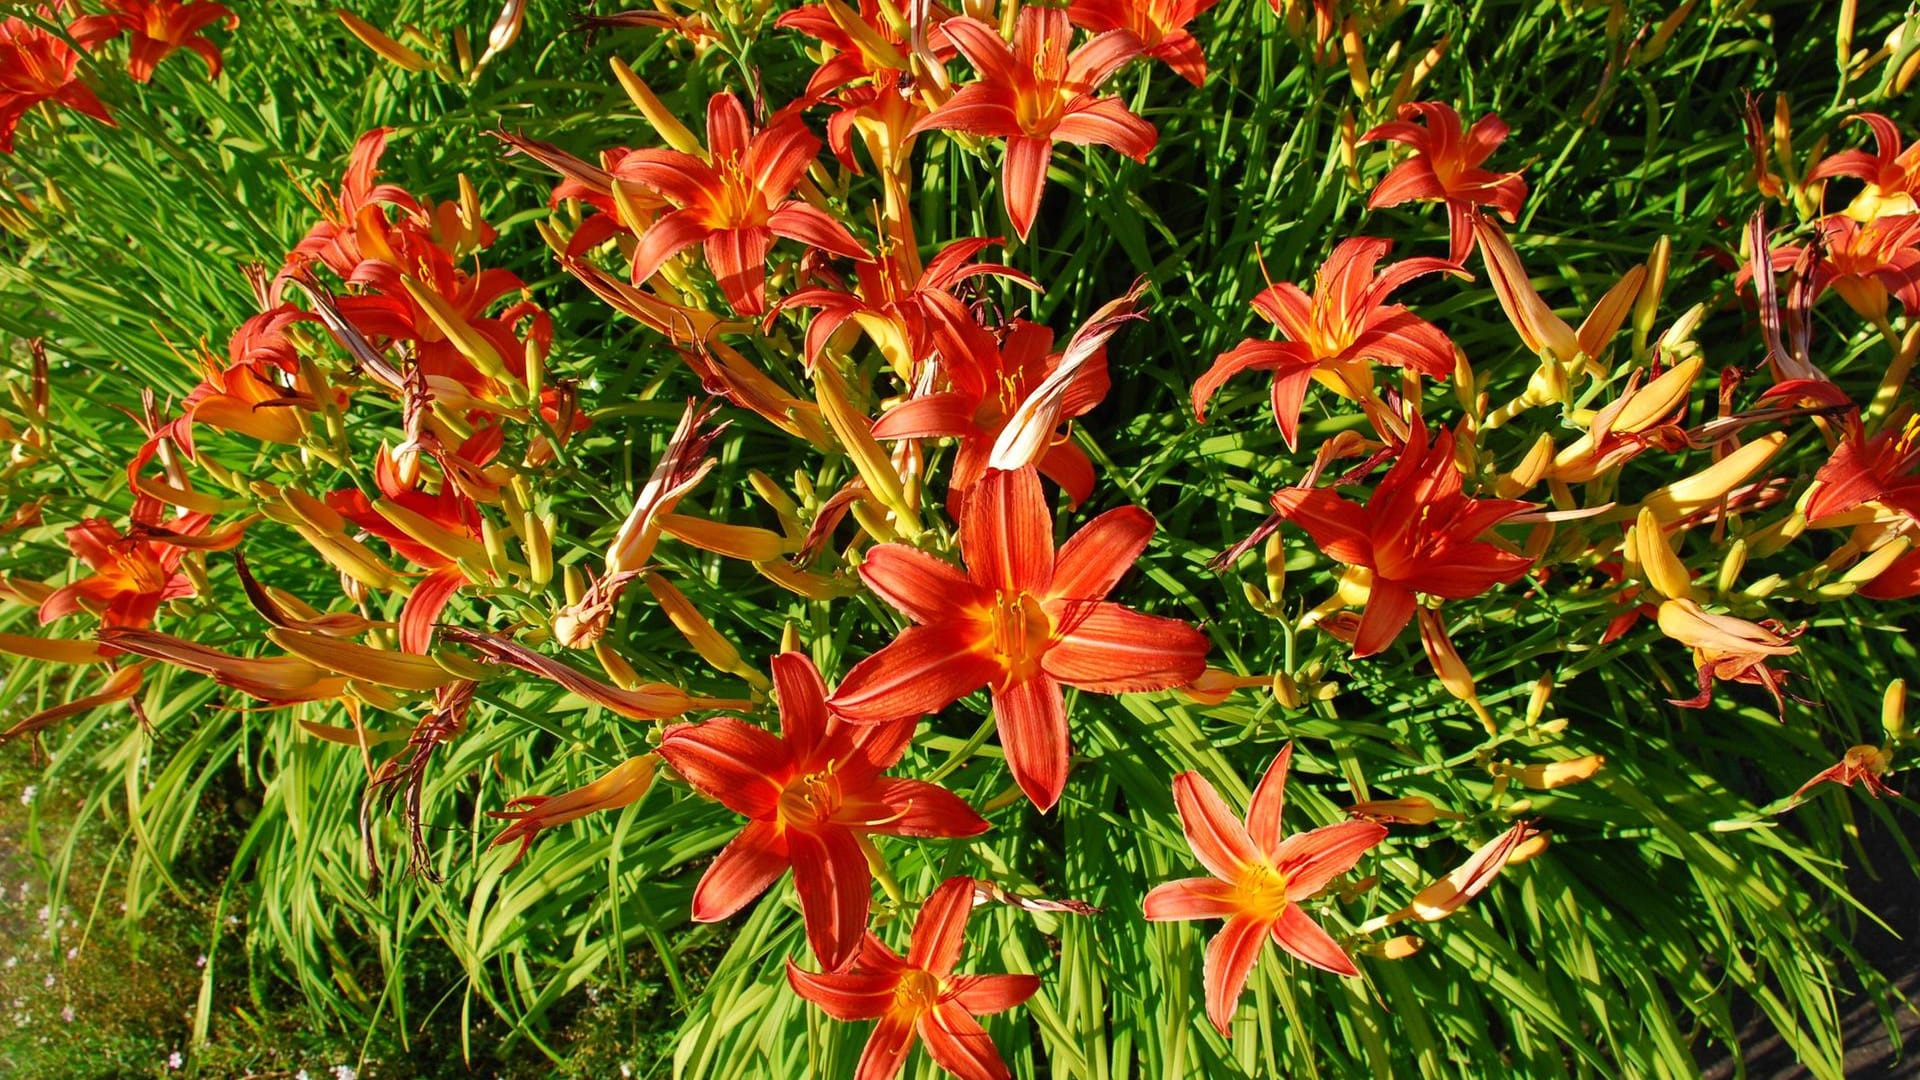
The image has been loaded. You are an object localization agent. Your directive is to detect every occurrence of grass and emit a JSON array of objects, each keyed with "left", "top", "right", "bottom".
[{"left": 3, "top": 0, "right": 1919, "bottom": 1076}]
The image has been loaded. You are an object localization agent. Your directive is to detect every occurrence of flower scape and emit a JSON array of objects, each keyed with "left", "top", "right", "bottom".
[{"left": 0, "top": 1, "right": 1917, "bottom": 1077}]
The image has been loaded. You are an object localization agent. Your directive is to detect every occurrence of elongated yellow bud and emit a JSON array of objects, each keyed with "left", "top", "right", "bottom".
[
  {"left": 610, "top": 59, "right": 704, "bottom": 156},
  {"left": 1716, "top": 538, "right": 1748, "bottom": 596},
  {"left": 337, "top": 9, "right": 433, "bottom": 72},
  {"left": 373, "top": 498, "right": 491, "bottom": 570},
  {"left": 1525, "top": 673, "right": 1554, "bottom": 726},
  {"left": 1508, "top": 754, "right": 1605, "bottom": 790},
  {"left": 1884, "top": 678, "right": 1908, "bottom": 742},
  {"left": 1263, "top": 532, "right": 1287, "bottom": 603},
  {"left": 1633, "top": 508, "right": 1693, "bottom": 601},
  {"left": 524, "top": 510, "right": 554, "bottom": 587},
  {"left": 644, "top": 574, "right": 770, "bottom": 688},
  {"left": 657, "top": 513, "right": 795, "bottom": 561},
  {"left": 1348, "top": 796, "right": 1458, "bottom": 825},
  {"left": 267, "top": 628, "right": 452, "bottom": 691},
  {"left": 1497, "top": 433, "right": 1556, "bottom": 498},
  {"left": 1614, "top": 356, "right": 1702, "bottom": 434},
  {"left": 1638, "top": 432, "right": 1787, "bottom": 523},
  {"left": 1417, "top": 608, "right": 1495, "bottom": 734},
  {"left": 400, "top": 277, "right": 515, "bottom": 388},
  {"left": 1632, "top": 236, "right": 1672, "bottom": 356},
  {"left": 1840, "top": 535, "right": 1913, "bottom": 584},
  {"left": 818, "top": 365, "right": 921, "bottom": 538},
  {"left": 594, "top": 640, "right": 644, "bottom": 690}
]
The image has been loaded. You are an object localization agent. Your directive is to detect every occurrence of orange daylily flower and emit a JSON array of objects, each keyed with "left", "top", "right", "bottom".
[
  {"left": 910, "top": 8, "right": 1152, "bottom": 240},
  {"left": 70, "top": 0, "right": 236, "bottom": 83},
  {"left": 1192, "top": 237, "right": 1461, "bottom": 449},
  {"left": 1271, "top": 425, "right": 1534, "bottom": 657},
  {"left": 38, "top": 497, "right": 243, "bottom": 630},
  {"left": 787, "top": 875, "right": 1040, "bottom": 1080},
  {"left": 623, "top": 91, "right": 870, "bottom": 315},
  {"left": 149, "top": 307, "right": 322, "bottom": 459},
  {"left": 1655, "top": 598, "right": 1803, "bottom": 717},
  {"left": 327, "top": 440, "right": 494, "bottom": 654},
  {"left": 870, "top": 295, "right": 1125, "bottom": 507},
  {"left": 1143, "top": 745, "right": 1387, "bottom": 1035},
  {"left": 334, "top": 221, "right": 552, "bottom": 408},
  {"left": 1760, "top": 213, "right": 1920, "bottom": 323},
  {"left": 829, "top": 466, "right": 1210, "bottom": 811},
  {"left": 1805, "top": 414, "right": 1920, "bottom": 526},
  {"left": 1362, "top": 101, "right": 1528, "bottom": 263},
  {"left": 780, "top": 235, "right": 1035, "bottom": 374},
  {"left": 285, "top": 128, "right": 425, "bottom": 284},
  {"left": 659, "top": 653, "right": 988, "bottom": 971},
  {"left": 0, "top": 7, "right": 114, "bottom": 154},
  {"left": 1790, "top": 745, "right": 1897, "bottom": 802},
  {"left": 776, "top": 0, "right": 954, "bottom": 171},
  {"left": 1806, "top": 113, "right": 1920, "bottom": 220},
  {"left": 1067, "top": 0, "right": 1216, "bottom": 86}
]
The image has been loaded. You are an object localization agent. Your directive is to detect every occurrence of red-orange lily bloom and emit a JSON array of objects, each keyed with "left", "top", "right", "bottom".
[
  {"left": 1067, "top": 0, "right": 1216, "bottom": 86},
  {"left": 787, "top": 875, "right": 1040, "bottom": 1080},
  {"left": 1806, "top": 414, "right": 1920, "bottom": 526},
  {"left": 327, "top": 439, "right": 495, "bottom": 654},
  {"left": 1761, "top": 213, "right": 1920, "bottom": 323},
  {"left": 829, "top": 466, "right": 1210, "bottom": 811},
  {"left": 1143, "top": 744, "right": 1387, "bottom": 1035},
  {"left": 910, "top": 8, "right": 1152, "bottom": 240},
  {"left": 1362, "top": 101, "right": 1528, "bottom": 263},
  {"left": 781, "top": 235, "right": 1036, "bottom": 374},
  {"left": 775, "top": 0, "right": 956, "bottom": 171},
  {"left": 1192, "top": 237, "right": 1460, "bottom": 449},
  {"left": 624, "top": 91, "right": 870, "bottom": 315},
  {"left": 70, "top": 0, "right": 236, "bottom": 83},
  {"left": 284, "top": 127, "right": 425, "bottom": 283},
  {"left": 38, "top": 497, "right": 238, "bottom": 629},
  {"left": 872, "top": 299, "right": 1109, "bottom": 507},
  {"left": 1807, "top": 112, "right": 1920, "bottom": 219},
  {"left": 1271, "top": 426, "right": 1534, "bottom": 657},
  {"left": 0, "top": 8, "right": 114, "bottom": 153},
  {"left": 658, "top": 652, "right": 989, "bottom": 971}
]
